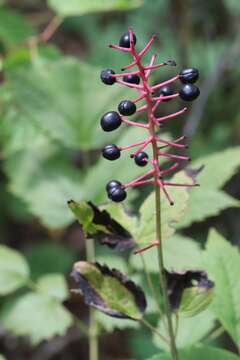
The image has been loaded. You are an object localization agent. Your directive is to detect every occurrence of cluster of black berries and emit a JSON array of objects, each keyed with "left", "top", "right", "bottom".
[
  {"left": 158, "top": 68, "right": 200, "bottom": 103},
  {"left": 105, "top": 180, "right": 126, "bottom": 202},
  {"left": 99, "top": 31, "right": 200, "bottom": 203}
]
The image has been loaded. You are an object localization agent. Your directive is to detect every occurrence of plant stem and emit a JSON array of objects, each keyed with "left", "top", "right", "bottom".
[
  {"left": 141, "top": 318, "right": 169, "bottom": 344},
  {"left": 140, "top": 254, "right": 164, "bottom": 319},
  {"left": 130, "top": 39, "right": 179, "bottom": 360},
  {"left": 154, "top": 174, "right": 179, "bottom": 360},
  {"left": 86, "top": 239, "right": 98, "bottom": 360}
]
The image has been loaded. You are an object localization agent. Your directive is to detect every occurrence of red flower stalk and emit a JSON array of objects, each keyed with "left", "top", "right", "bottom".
[{"left": 100, "top": 28, "right": 200, "bottom": 206}]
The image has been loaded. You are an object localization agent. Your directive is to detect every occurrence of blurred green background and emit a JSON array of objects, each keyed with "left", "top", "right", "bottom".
[{"left": 0, "top": 0, "right": 239, "bottom": 359}]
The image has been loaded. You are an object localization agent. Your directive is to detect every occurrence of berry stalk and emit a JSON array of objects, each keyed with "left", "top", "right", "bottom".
[
  {"left": 127, "top": 29, "right": 179, "bottom": 360},
  {"left": 99, "top": 28, "right": 200, "bottom": 358}
]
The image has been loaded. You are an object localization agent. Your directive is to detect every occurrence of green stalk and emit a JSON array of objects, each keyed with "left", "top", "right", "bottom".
[
  {"left": 154, "top": 172, "right": 179, "bottom": 360},
  {"left": 86, "top": 238, "right": 98, "bottom": 360}
]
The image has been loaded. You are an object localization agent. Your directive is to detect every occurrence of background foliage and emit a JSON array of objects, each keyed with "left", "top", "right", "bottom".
[{"left": 0, "top": 0, "right": 239, "bottom": 359}]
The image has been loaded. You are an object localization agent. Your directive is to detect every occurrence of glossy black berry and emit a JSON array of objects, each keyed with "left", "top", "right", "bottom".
[
  {"left": 179, "top": 84, "right": 200, "bottom": 101},
  {"left": 118, "top": 100, "right": 136, "bottom": 116},
  {"left": 123, "top": 74, "right": 140, "bottom": 85},
  {"left": 106, "top": 180, "right": 122, "bottom": 193},
  {"left": 100, "top": 111, "right": 122, "bottom": 132},
  {"left": 102, "top": 144, "right": 121, "bottom": 161},
  {"left": 119, "top": 31, "right": 137, "bottom": 48},
  {"left": 179, "top": 68, "right": 199, "bottom": 84},
  {"left": 159, "top": 85, "right": 173, "bottom": 102},
  {"left": 100, "top": 69, "right": 116, "bottom": 85},
  {"left": 134, "top": 151, "right": 149, "bottom": 167},
  {"left": 108, "top": 187, "right": 127, "bottom": 202}
]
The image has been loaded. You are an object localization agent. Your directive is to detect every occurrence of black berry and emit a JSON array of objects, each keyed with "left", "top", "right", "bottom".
[
  {"left": 100, "top": 111, "right": 122, "bottom": 132},
  {"left": 106, "top": 180, "right": 122, "bottom": 193},
  {"left": 108, "top": 187, "right": 127, "bottom": 202},
  {"left": 118, "top": 100, "right": 136, "bottom": 116},
  {"left": 179, "top": 84, "right": 200, "bottom": 101},
  {"left": 119, "top": 31, "right": 137, "bottom": 48},
  {"left": 159, "top": 85, "right": 173, "bottom": 102},
  {"left": 123, "top": 74, "right": 140, "bottom": 85},
  {"left": 134, "top": 151, "right": 149, "bottom": 166},
  {"left": 102, "top": 144, "right": 121, "bottom": 161},
  {"left": 100, "top": 69, "right": 116, "bottom": 85},
  {"left": 179, "top": 68, "right": 199, "bottom": 84}
]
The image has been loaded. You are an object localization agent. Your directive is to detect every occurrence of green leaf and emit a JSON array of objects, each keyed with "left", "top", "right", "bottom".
[
  {"left": 97, "top": 311, "right": 139, "bottom": 332},
  {"left": 178, "top": 283, "right": 214, "bottom": 317},
  {"left": 0, "top": 245, "right": 29, "bottom": 295},
  {"left": 134, "top": 170, "right": 194, "bottom": 247},
  {"left": 26, "top": 242, "right": 76, "bottom": 280},
  {"left": 153, "top": 310, "right": 215, "bottom": 350},
  {"left": 4, "top": 144, "right": 83, "bottom": 229},
  {"left": 5, "top": 57, "right": 131, "bottom": 150},
  {"left": 71, "top": 261, "right": 146, "bottom": 320},
  {"left": 179, "top": 189, "right": 239, "bottom": 228},
  {"left": 130, "top": 234, "right": 203, "bottom": 272},
  {"left": 0, "top": 8, "right": 35, "bottom": 47},
  {"left": 102, "top": 202, "right": 138, "bottom": 235},
  {"left": 2, "top": 292, "right": 73, "bottom": 345},
  {"left": 0, "top": 355, "right": 6, "bottom": 360},
  {"left": 178, "top": 147, "right": 240, "bottom": 227},
  {"left": 68, "top": 200, "right": 134, "bottom": 250},
  {"left": 48, "top": 0, "right": 143, "bottom": 17},
  {"left": 204, "top": 229, "right": 240, "bottom": 346},
  {"left": 192, "top": 147, "right": 240, "bottom": 189},
  {"left": 148, "top": 346, "right": 240, "bottom": 360},
  {"left": 37, "top": 274, "right": 69, "bottom": 301}
]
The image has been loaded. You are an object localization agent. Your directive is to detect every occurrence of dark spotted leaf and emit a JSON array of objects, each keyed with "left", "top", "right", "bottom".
[
  {"left": 166, "top": 269, "right": 214, "bottom": 317},
  {"left": 70, "top": 261, "right": 146, "bottom": 320},
  {"left": 68, "top": 200, "right": 134, "bottom": 250}
]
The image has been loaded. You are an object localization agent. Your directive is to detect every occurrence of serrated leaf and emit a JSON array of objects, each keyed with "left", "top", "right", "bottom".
[
  {"left": 192, "top": 147, "right": 240, "bottom": 189},
  {"left": 48, "top": 0, "right": 143, "bottom": 17},
  {"left": 0, "top": 8, "right": 35, "bottom": 47},
  {"left": 179, "top": 188, "right": 239, "bottom": 228},
  {"left": 2, "top": 292, "right": 73, "bottom": 345},
  {"left": 37, "top": 274, "right": 69, "bottom": 301},
  {"left": 178, "top": 147, "right": 240, "bottom": 227},
  {"left": 5, "top": 57, "right": 131, "bottom": 150},
  {"left": 204, "top": 229, "right": 240, "bottom": 346},
  {"left": 147, "top": 346, "right": 240, "bottom": 360},
  {"left": 4, "top": 144, "right": 83, "bottom": 229},
  {"left": 68, "top": 200, "right": 134, "bottom": 250},
  {"left": 71, "top": 261, "right": 146, "bottom": 320},
  {"left": 0, "top": 245, "right": 29, "bottom": 295},
  {"left": 130, "top": 234, "right": 203, "bottom": 272},
  {"left": 153, "top": 310, "right": 215, "bottom": 350},
  {"left": 134, "top": 170, "right": 194, "bottom": 247}
]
